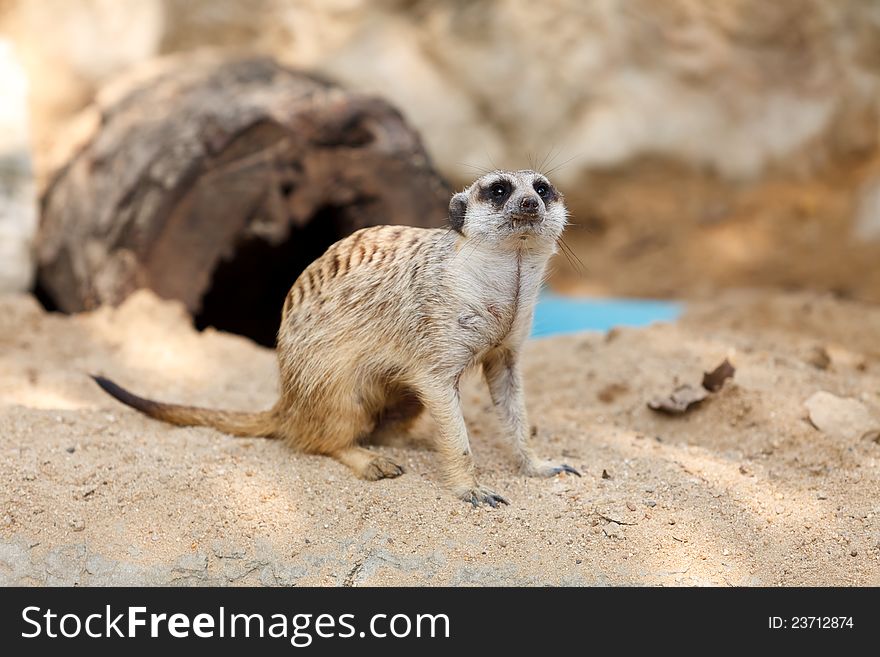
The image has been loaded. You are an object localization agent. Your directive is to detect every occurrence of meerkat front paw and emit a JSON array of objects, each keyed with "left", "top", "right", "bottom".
[
  {"left": 522, "top": 460, "right": 581, "bottom": 478},
  {"left": 456, "top": 484, "right": 509, "bottom": 508}
]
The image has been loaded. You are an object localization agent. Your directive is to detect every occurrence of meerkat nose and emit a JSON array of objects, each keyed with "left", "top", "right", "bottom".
[{"left": 520, "top": 196, "right": 540, "bottom": 213}]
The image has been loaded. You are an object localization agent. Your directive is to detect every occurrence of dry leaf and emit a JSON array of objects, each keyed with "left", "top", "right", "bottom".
[
  {"left": 648, "top": 359, "right": 735, "bottom": 415},
  {"left": 702, "top": 358, "right": 736, "bottom": 392}
]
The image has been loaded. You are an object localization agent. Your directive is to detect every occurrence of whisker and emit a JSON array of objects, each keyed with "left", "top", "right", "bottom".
[
  {"left": 485, "top": 148, "right": 500, "bottom": 173},
  {"left": 450, "top": 230, "right": 485, "bottom": 266},
  {"left": 565, "top": 243, "right": 588, "bottom": 276},
  {"left": 456, "top": 161, "right": 492, "bottom": 175},
  {"left": 555, "top": 245, "right": 581, "bottom": 276},
  {"left": 537, "top": 145, "right": 560, "bottom": 175},
  {"left": 555, "top": 236, "right": 588, "bottom": 277},
  {"left": 457, "top": 234, "right": 491, "bottom": 269},
  {"left": 544, "top": 153, "right": 581, "bottom": 176}
]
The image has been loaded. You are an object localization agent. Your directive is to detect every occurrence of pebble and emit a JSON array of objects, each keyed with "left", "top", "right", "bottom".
[
  {"left": 602, "top": 522, "right": 624, "bottom": 539},
  {"left": 70, "top": 518, "right": 85, "bottom": 532},
  {"left": 804, "top": 391, "right": 878, "bottom": 441},
  {"left": 646, "top": 500, "right": 657, "bottom": 507},
  {"left": 806, "top": 346, "right": 831, "bottom": 370}
]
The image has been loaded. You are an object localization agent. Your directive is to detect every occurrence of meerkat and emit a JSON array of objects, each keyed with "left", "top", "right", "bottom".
[{"left": 93, "top": 170, "right": 580, "bottom": 506}]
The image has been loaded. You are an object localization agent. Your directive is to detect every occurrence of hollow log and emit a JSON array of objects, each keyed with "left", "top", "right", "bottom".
[{"left": 37, "top": 54, "right": 450, "bottom": 345}]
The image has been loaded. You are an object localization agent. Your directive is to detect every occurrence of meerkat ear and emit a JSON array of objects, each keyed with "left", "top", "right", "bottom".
[{"left": 449, "top": 192, "right": 467, "bottom": 234}]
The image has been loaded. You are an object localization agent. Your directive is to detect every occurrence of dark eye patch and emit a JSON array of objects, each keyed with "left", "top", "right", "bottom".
[
  {"left": 533, "top": 179, "right": 558, "bottom": 203},
  {"left": 478, "top": 179, "right": 512, "bottom": 205}
]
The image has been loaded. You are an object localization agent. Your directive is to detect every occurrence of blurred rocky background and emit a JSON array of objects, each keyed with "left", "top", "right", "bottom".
[
  {"left": 0, "top": 38, "right": 36, "bottom": 294},
  {"left": 2, "top": 0, "right": 880, "bottom": 310}
]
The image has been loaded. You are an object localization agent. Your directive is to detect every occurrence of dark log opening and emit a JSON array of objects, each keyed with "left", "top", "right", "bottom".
[
  {"left": 32, "top": 280, "right": 59, "bottom": 314},
  {"left": 194, "top": 203, "right": 350, "bottom": 347}
]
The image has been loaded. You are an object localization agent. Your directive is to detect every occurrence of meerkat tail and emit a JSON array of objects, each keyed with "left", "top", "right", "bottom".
[{"left": 91, "top": 375, "right": 278, "bottom": 438}]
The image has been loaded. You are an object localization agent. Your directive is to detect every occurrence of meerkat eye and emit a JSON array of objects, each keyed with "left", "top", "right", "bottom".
[
  {"left": 481, "top": 179, "right": 512, "bottom": 203},
  {"left": 534, "top": 182, "right": 550, "bottom": 198}
]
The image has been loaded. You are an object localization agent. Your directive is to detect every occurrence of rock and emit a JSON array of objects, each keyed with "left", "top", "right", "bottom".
[
  {"left": 854, "top": 176, "right": 880, "bottom": 241},
  {"left": 806, "top": 346, "right": 831, "bottom": 370},
  {"left": 0, "top": 541, "right": 32, "bottom": 586},
  {"left": 7, "top": 1, "right": 880, "bottom": 184},
  {"left": 211, "top": 540, "right": 247, "bottom": 560},
  {"left": 0, "top": 40, "right": 37, "bottom": 294},
  {"left": 173, "top": 553, "right": 208, "bottom": 576},
  {"left": 648, "top": 384, "right": 709, "bottom": 415},
  {"left": 44, "top": 544, "right": 88, "bottom": 585},
  {"left": 602, "top": 522, "right": 625, "bottom": 540},
  {"left": 804, "top": 391, "right": 879, "bottom": 441},
  {"left": 316, "top": 2, "right": 880, "bottom": 181}
]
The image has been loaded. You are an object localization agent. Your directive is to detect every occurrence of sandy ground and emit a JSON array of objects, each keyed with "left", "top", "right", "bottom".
[{"left": 1, "top": 289, "right": 879, "bottom": 586}]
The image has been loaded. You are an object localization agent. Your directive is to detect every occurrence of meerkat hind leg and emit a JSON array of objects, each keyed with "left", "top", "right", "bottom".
[{"left": 331, "top": 446, "right": 404, "bottom": 481}]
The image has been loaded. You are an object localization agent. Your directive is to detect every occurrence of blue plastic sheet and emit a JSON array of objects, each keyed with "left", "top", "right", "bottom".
[{"left": 531, "top": 293, "right": 683, "bottom": 338}]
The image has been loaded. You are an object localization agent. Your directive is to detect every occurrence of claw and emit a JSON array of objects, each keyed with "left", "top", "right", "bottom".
[
  {"left": 524, "top": 460, "right": 583, "bottom": 479},
  {"left": 556, "top": 464, "right": 581, "bottom": 477},
  {"left": 459, "top": 486, "right": 509, "bottom": 508}
]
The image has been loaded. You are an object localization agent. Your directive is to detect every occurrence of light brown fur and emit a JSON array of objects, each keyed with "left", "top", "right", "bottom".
[{"left": 94, "top": 170, "right": 580, "bottom": 506}]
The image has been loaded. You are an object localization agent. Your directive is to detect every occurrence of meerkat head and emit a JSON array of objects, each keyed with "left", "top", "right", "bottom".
[{"left": 448, "top": 170, "right": 567, "bottom": 245}]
